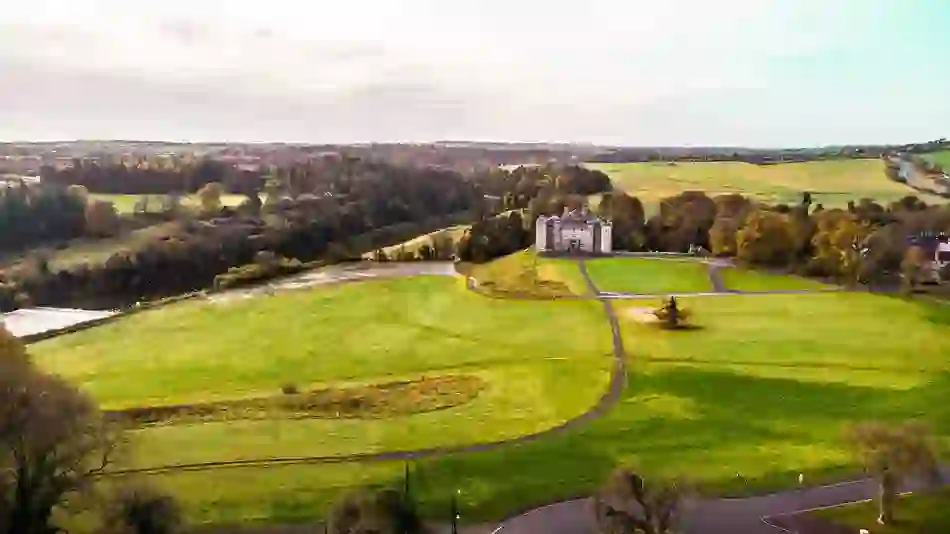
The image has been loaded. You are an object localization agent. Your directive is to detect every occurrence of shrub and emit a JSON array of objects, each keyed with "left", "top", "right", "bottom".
[{"left": 652, "top": 296, "right": 692, "bottom": 330}]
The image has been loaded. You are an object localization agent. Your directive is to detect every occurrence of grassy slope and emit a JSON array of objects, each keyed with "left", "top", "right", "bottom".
[
  {"left": 584, "top": 258, "right": 712, "bottom": 294},
  {"left": 137, "top": 289, "right": 950, "bottom": 528},
  {"left": 361, "top": 225, "right": 470, "bottom": 259},
  {"left": 587, "top": 160, "right": 945, "bottom": 208},
  {"left": 813, "top": 487, "right": 950, "bottom": 533},
  {"left": 35, "top": 276, "right": 613, "bottom": 467},
  {"left": 469, "top": 250, "right": 591, "bottom": 296},
  {"left": 722, "top": 267, "right": 833, "bottom": 292}
]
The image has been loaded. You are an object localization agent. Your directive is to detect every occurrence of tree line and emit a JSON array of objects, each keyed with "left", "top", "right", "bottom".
[
  {"left": 452, "top": 186, "right": 950, "bottom": 292},
  {"left": 2, "top": 159, "right": 484, "bottom": 311},
  {"left": 40, "top": 158, "right": 258, "bottom": 195}
]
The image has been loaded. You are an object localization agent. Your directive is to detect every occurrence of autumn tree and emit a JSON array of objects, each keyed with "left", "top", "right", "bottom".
[
  {"left": 734, "top": 210, "right": 795, "bottom": 266},
  {"left": 709, "top": 194, "right": 755, "bottom": 256},
  {"left": 847, "top": 422, "right": 940, "bottom": 525},
  {"left": 592, "top": 469, "right": 685, "bottom": 534},
  {"left": 599, "top": 192, "right": 646, "bottom": 251},
  {"left": 84, "top": 200, "right": 120, "bottom": 237},
  {"left": 900, "top": 245, "right": 931, "bottom": 294},
  {"left": 197, "top": 182, "right": 224, "bottom": 215},
  {"left": 810, "top": 210, "right": 872, "bottom": 283},
  {"left": 0, "top": 326, "right": 119, "bottom": 534}
]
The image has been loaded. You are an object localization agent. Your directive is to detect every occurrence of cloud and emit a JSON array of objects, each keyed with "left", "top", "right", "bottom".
[{"left": 0, "top": 0, "right": 945, "bottom": 144}]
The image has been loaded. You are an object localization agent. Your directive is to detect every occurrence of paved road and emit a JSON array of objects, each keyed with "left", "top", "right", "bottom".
[{"left": 492, "top": 467, "right": 950, "bottom": 534}]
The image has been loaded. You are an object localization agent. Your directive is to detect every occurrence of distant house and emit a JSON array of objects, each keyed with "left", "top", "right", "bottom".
[
  {"left": 910, "top": 234, "right": 950, "bottom": 281},
  {"left": 535, "top": 207, "right": 612, "bottom": 254}
]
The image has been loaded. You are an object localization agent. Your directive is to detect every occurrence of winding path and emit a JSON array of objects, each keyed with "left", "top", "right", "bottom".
[
  {"left": 108, "top": 260, "right": 630, "bottom": 477},
  {"left": 105, "top": 257, "right": 884, "bottom": 534}
]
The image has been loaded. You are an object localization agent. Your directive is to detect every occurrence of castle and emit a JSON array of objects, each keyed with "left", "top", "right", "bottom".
[{"left": 535, "top": 207, "right": 612, "bottom": 255}]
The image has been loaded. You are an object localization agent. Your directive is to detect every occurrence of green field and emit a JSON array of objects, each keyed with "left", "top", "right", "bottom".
[
  {"left": 29, "top": 257, "right": 950, "bottom": 528},
  {"left": 587, "top": 160, "right": 946, "bottom": 208},
  {"left": 90, "top": 193, "right": 251, "bottom": 214},
  {"left": 104, "top": 288, "right": 950, "bottom": 527},
  {"left": 813, "top": 487, "right": 950, "bottom": 533},
  {"left": 584, "top": 257, "right": 712, "bottom": 294},
  {"left": 923, "top": 150, "right": 950, "bottom": 172},
  {"left": 722, "top": 267, "right": 832, "bottom": 292},
  {"left": 34, "top": 276, "right": 613, "bottom": 469}
]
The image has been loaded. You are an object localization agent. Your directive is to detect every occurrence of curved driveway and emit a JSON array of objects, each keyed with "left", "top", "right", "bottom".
[
  {"left": 110, "top": 258, "right": 882, "bottom": 534},
  {"left": 109, "top": 260, "right": 630, "bottom": 476}
]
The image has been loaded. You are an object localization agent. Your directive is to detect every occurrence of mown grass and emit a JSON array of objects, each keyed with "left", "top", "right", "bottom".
[
  {"left": 584, "top": 257, "right": 712, "bottom": 294},
  {"left": 587, "top": 160, "right": 945, "bottom": 209},
  {"left": 129, "top": 290, "right": 950, "bottom": 529},
  {"left": 722, "top": 267, "right": 833, "bottom": 292},
  {"left": 34, "top": 276, "right": 613, "bottom": 468},
  {"left": 813, "top": 487, "right": 950, "bottom": 533},
  {"left": 468, "top": 250, "right": 591, "bottom": 297}
]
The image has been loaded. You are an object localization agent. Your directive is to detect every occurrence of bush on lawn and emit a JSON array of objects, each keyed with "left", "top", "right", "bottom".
[{"left": 652, "top": 296, "right": 693, "bottom": 330}]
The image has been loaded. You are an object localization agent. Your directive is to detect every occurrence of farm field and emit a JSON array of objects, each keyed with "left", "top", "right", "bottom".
[
  {"left": 33, "top": 276, "right": 613, "bottom": 469},
  {"left": 587, "top": 160, "right": 946, "bottom": 209},
  {"left": 90, "top": 193, "right": 251, "bottom": 214},
  {"left": 117, "top": 286, "right": 950, "bottom": 527},
  {"left": 584, "top": 257, "right": 712, "bottom": 294},
  {"left": 0, "top": 222, "right": 181, "bottom": 270},
  {"left": 812, "top": 486, "right": 950, "bottom": 533}
]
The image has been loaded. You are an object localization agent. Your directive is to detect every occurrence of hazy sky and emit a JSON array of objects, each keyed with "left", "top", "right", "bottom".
[{"left": 1, "top": 0, "right": 948, "bottom": 146}]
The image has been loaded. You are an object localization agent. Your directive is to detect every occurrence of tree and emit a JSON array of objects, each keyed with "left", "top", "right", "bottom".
[
  {"left": 328, "top": 488, "right": 425, "bottom": 534},
  {"left": 197, "top": 182, "right": 224, "bottom": 215},
  {"left": 0, "top": 327, "right": 119, "bottom": 534},
  {"left": 901, "top": 245, "right": 930, "bottom": 294},
  {"left": 104, "top": 485, "right": 183, "bottom": 534},
  {"left": 734, "top": 210, "right": 795, "bottom": 266},
  {"left": 846, "top": 422, "right": 940, "bottom": 525},
  {"left": 66, "top": 185, "right": 89, "bottom": 205},
  {"left": 592, "top": 469, "right": 684, "bottom": 534},
  {"left": 810, "top": 210, "right": 872, "bottom": 283},
  {"left": 84, "top": 200, "right": 120, "bottom": 237}
]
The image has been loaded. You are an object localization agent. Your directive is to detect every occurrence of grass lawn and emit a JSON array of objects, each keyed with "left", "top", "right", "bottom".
[
  {"left": 722, "top": 267, "right": 834, "bottom": 292},
  {"left": 586, "top": 160, "right": 946, "bottom": 210},
  {"left": 467, "top": 250, "right": 591, "bottom": 297},
  {"left": 584, "top": 257, "right": 712, "bottom": 294},
  {"left": 812, "top": 487, "right": 950, "bottom": 533},
  {"left": 34, "top": 276, "right": 613, "bottom": 468},
  {"left": 127, "top": 291, "right": 950, "bottom": 528}
]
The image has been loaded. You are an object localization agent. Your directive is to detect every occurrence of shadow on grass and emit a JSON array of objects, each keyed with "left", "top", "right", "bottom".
[{"left": 402, "top": 367, "right": 950, "bottom": 521}]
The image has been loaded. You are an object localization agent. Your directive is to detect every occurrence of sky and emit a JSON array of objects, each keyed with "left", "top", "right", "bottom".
[{"left": 0, "top": 0, "right": 948, "bottom": 146}]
